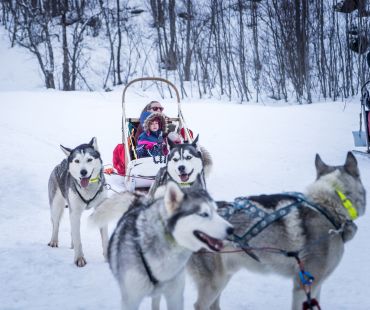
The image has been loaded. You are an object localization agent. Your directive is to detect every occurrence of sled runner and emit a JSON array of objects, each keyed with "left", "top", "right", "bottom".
[
  {"left": 119, "top": 77, "right": 193, "bottom": 191},
  {"left": 353, "top": 79, "right": 370, "bottom": 155}
]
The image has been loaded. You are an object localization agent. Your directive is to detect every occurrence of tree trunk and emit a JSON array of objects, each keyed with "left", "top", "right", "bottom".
[
  {"left": 116, "top": 0, "right": 122, "bottom": 85},
  {"left": 184, "top": 0, "right": 192, "bottom": 81},
  {"left": 61, "top": 0, "right": 70, "bottom": 91}
]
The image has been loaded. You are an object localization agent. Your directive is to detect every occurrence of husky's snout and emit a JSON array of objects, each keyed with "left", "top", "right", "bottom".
[
  {"left": 80, "top": 169, "right": 92, "bottom": 188},
  {"left": 80, "top": 169, "right": 88, "bottom": 176},
  {"left": 194, "top": 223, "right": 233, "bottom": 252},
  {"left": 177, "top": 165, "right": 193, "bottom": 182}
]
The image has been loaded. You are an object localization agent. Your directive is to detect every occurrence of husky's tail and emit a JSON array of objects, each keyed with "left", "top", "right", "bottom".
[
  {"left": 88, "top": 191, "right": 139, "bottom": 228},
  {"left": 200, "top": 146, "right": 213, "bottom": 178}
]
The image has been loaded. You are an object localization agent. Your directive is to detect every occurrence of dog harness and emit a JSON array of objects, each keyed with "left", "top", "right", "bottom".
[
  {"left": 73, "top": 176, "right": 104, "bottom": 209},
  {"left": 218, "top": 192, "right": 341, "bottom": 250}
]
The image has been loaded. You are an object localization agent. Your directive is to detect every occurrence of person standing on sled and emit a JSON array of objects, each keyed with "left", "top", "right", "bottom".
[{"left": 136, "top": 111, "right": 169, "bottom": 158}]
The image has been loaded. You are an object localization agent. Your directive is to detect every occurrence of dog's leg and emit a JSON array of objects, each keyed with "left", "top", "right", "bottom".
[
  {"left": 188, "top": 253, "right": 231, "bottom": 310},
  {"left": 193, "top": 272, "right": 231, "bottom": 310},
  {"left": 48, "top": 189, "right": 65, "bottom": 248},
  {"left": 100, "top": 225, "right": 108, "bottom": 261},
  {"left": 68, "top": 202, "right": 86, "bottom": 267},
  {"left": 291, "top": 241, "right": 342, "bottom": 310},
  {"left": 119, "top": 285, "right": 142, "bottom": 310},
  {"left": 151, "top": 296, "right": 161, "bottom": 310},
  {"left": 163, "top": 271, "right": 185, "bottom": 310}
]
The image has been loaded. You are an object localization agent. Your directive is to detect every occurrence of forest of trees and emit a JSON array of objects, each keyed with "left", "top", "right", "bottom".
[{"left": 1, "top": 0, "right": 370, "bottom": 103}]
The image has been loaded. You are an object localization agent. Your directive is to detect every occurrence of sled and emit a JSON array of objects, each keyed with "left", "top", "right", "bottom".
[
  {"left": 353, "top": 79, "right": 370, "bottom": 155},
  {"left": 120, "top": 77, "right": 193, "bottom": 191}
]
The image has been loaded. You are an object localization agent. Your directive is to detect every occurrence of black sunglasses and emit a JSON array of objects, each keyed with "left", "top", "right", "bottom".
[{"left": 151, "top": 106, "right": 164, "bottom": 112}]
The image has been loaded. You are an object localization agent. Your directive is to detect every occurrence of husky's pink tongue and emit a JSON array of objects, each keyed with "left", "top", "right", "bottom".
[
  {"left": 80, "top": 177, "right": 90, "bottom": 188},
  {"left": 179, "top": 174, "right": 189, "bottom": 182}
]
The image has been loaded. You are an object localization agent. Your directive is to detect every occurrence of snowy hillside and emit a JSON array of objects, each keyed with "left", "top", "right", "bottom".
[{"left": 1, "top": 23, "right": 370, "bottom": 310}]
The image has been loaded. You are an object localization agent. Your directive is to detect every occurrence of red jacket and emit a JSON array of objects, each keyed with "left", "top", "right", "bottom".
[{"left": 113, "top": 144, "right": 126, "bottom": 175}]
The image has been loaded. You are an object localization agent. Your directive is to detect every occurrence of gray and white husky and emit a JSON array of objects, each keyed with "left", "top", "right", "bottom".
[
  {"left": 148, "top": 136, "right": 212, "bottom": 198},
  {"left": 188, "top": 152, "right": 366, "bottom": 310},
  {"left": 48, "top": 137, "right": 108, "bottom": 267},
  {"left": 108, "top": 182, "right": 233, "bottom": 310}
]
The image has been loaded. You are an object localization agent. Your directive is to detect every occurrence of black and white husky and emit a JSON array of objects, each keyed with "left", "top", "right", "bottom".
[
  {"left": 148, "top": 136, "right": 212, "bottom": 198},
  {"left": 47, "top": 137, "right": 108, "bottom": 267},
  {"left": 188, "top": 152, "right": 366, "bottom": 310},
  {"left": 108, "top": 182, "right": 233, "bottom": 310}
]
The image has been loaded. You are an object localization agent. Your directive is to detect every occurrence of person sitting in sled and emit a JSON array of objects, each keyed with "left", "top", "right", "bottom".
[
  {"left": 135, "top": 101, "right": 165, "bottom": 143},
  {"left": 136, "top": 111, "right": 169, "bottom": 158},
  {"left": 135, "top": 100, "right": 192, "bottom": 144}
]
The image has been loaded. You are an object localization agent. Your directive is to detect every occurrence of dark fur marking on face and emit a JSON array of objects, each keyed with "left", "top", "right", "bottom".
[
  {"left": 167, "top": 204, "right": 201, "bottom": 233},
  {"left": 167, "top": 144, "right": 199, "bottom": 161},
  {"left": 68, "top": 145, "right": 101, "bottom": 162},
  {"left": 167, "top": 189, "right": 213, "bottom": 232}
]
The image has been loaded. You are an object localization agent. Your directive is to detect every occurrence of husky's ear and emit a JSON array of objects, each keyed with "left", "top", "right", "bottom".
[
  {"left": 164, "top": 181, "right": 185, "bottom": 215},
  {"left": 60, "top": 145, "right": 72, "bottom": 157},
  {"left": 315, "top": 154, "right": 329, "bottom": 178},
  {"left": 191, "top": 135, "right": 200, "bottom": 148},
  {"left": 89, "top": 137, "right": 99, "bottom": 151},
  {"left": 344, "top": 152, "right": 360, "bottom": 178}
]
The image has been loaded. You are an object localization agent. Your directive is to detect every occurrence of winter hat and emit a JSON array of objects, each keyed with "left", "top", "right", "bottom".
[
  {"left": 140, "top": 111, "right": 167, "bottom": 134},
  {"left": 139, "top": 111, "right": 151, "bottom": 126}
]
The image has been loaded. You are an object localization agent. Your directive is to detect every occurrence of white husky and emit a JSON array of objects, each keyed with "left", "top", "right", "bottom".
[{"left": 48, "top": 137, "right": 107, "bottom": 267}]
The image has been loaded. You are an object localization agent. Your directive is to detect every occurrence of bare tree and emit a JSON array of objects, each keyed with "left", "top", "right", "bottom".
[{"left": 12, "top": 0, "right": 56, "bottom": 88}]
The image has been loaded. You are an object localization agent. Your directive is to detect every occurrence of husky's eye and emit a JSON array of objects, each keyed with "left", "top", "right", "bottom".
[
  {"left": 173, "top": 158, "right": 179, "bottom": 162},
  {"left": 198, "top": 212, "right": 209, "bottom": 218},
  {"left": 87, "top": 158, "right": 93, "bottom": 162},
  {"left": 74, "top": 159, "right": 80, "bottom": 163},
  {"left": 185, "top": 155, "right": 192, "bottom": 160}
]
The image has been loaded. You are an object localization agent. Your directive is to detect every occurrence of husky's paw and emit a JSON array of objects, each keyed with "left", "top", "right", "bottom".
[
  {"left": 75, "top": 256, "right": 87, "bottom": 267},
  {"left": 48, "top": 241, "right": 58, "bottom": 247}
]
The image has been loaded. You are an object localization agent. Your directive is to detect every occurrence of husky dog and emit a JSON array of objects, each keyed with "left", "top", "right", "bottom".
[
  {"left": 188, "top": 152, "right": 366, "bottom": 310},
  {"left": 48, "top": 137, "right": 108, "bottom": 267},
  {"left": 108, "top": 182, "right": 233, "bottom": 310},
  {"left": 88, "top": 137, "right": 212, "bottom": 229},
  {"left": 148, "top": 135, "right": 212, "bottom": 198}
]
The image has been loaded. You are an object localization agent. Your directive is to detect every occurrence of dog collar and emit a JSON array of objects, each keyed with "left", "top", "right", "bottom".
[
  {"left": 179, "top": 182, "right": 193, "bottom": 187},
  {"left": 335, "top": 189, "right": 358, "bottom": 220},
  {"left": 89, "top": 176, "right": 100, "bottom": 183}
]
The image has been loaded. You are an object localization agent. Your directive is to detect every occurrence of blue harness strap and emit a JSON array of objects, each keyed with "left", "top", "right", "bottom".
[{"left": 218, "top": 192, "right": 340, "bottom": 248}]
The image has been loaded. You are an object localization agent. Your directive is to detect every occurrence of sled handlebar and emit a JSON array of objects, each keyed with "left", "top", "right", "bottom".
[{"left": 122, "top": 77, "right": 181, "bottom": 104}]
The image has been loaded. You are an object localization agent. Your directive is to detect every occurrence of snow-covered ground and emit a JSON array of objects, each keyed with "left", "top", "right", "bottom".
[{"left": 0, "top": 28, "right": 370, "bottom": 310}]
